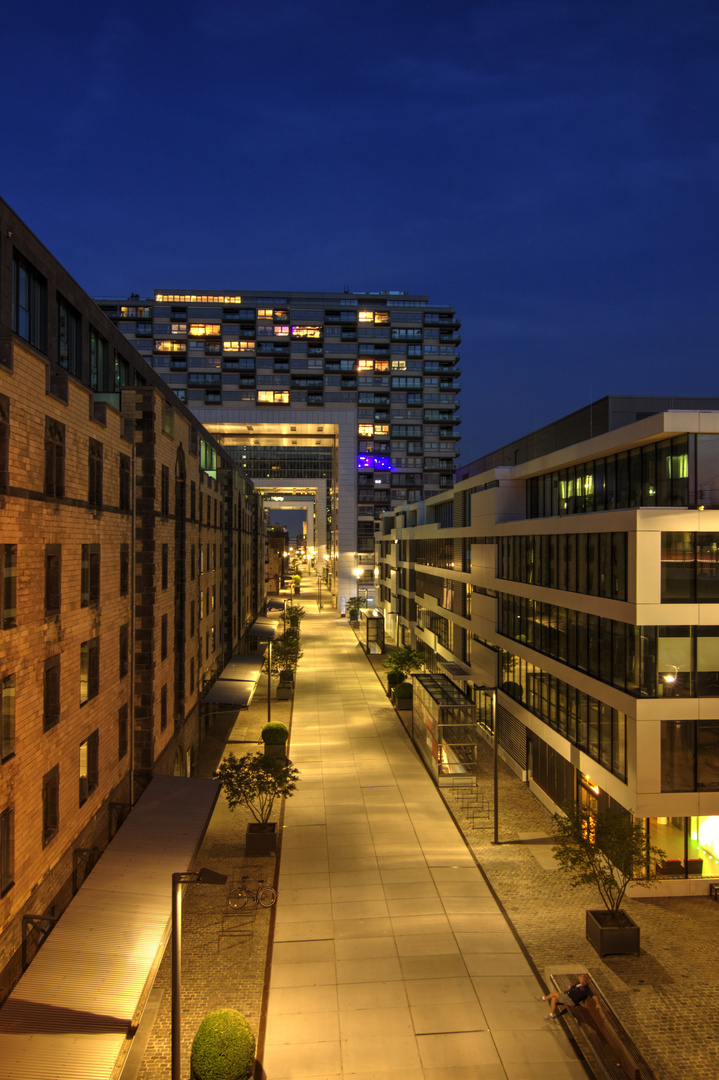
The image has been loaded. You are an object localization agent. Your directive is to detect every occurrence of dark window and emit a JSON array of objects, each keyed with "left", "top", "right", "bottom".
[
  {"left": 698, "top": 720, "right": 719, "bottom": 790},
  {"left": 88, "top": 439, "right": 103, "bottom": 510},
  {"left": 189, "top": 657, "right": 195, "bottom": 694},
  {"left": 80, "top": 638, "right": 100, "bottom": 704},
  {"left": 190, "top": 600, "right": 195, "bottom": 638},
  {"left": 190, "top": 544, "right": 195, "bottom": 581},
  {"left": 161, "top": 465, "right": 170, "bottom": 516},
  {"left": 2, "top": 675, "right": 15, "bottom": 759},
  {"left": 89, "top": 327, "right": 108, "bottom": 391},
  {"left": 79, "top": 729, "right": 99, "bottom": 805},
  {"left": 118, "top": 704, "right": 128, "bottom": 760},
  {"left": 120, "top": 543, "right": 129, "bottom": 596},
  {"left": 162, "top": 544, "right": 169, "bottom": 589},
  {"left": 0, "top": 394, "right": 8, "bottom": 491},
  {"left": 57, "top": 296, "right": 81, "bottom": 376},
  {"left": 44, "top": 418, "right": 65, "bottom": 497},
  {"left": 2, "top": 545, "right": 17, "bottom": 629},
  {"left": 43, "top": 655, "right": 61, "bottom": 731},
  {"left": 161, "top": 613, "right": 168, "bottom": 660},
  {"left": 119, "top": 623, "right": 129, "bottom": 678},
  {"left": 160, "top": 684, "right": 168, "bottom": 730},
  {"left": 119, "top": 453, "right": 131, "bottom": 512},
  {"left": 0, "top": 807, "right": 14, "bottom": 895},
  {"left": 81, "top": 544, "right": 100, "bottom": 606},
  {"left": 661, "top": 720, "right": 695, "bottom": 792},
  {"left": 44, "top": 544, "right": 62, "bottom": 614},
  {"left": 12, "top": 251, "right": 47, "bottom": 351},
  {"left": 190, "top": 481, "right": 196, "bottom": 521},
  {"left": 42, "top": 765, "right": 59, "bottom": 845}
]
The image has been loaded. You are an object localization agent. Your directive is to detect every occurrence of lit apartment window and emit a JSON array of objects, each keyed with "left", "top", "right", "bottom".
[
  {"left": 155, "top": 339, "right": 186, "bottom": 352},
  {"left": 2, "top": 675, "right": 15, "bottom": 759},
  {"left": 79, "top": 730, "right": 99, "bottom": 806},
  {"left": 257, "top": 391, "right": 289, "bottom": 404},
  {"left": 0, "top": 807, "right": 14, "bottom": 895},
  {"left": 188, "top": 323, "right": 221, "bottom": 337}
]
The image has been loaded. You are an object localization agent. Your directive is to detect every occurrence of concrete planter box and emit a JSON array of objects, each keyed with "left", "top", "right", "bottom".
[
  {"left": 245, "top": 822, "right": 277, "bottom": 856},
  {"left": 262, "top": 742, "right": 288, "bottom": 759},
  {"left": 586, "top": 908, "right": 640, "bottom": 956},
  {"left": 276, "top": 684, "right": 293, "bottom": 700},
  {"left": 393, "top": 693, "right": 413, "bottom": 711}
]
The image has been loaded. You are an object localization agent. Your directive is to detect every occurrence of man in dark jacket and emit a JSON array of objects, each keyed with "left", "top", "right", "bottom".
[{"left": 540, "top": 974, "right": 591, "bottom": 1019}]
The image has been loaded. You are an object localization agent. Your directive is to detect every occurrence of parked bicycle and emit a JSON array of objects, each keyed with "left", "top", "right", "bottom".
[{"left": 229, "top": 876, "right": 277, "bottom": 909}]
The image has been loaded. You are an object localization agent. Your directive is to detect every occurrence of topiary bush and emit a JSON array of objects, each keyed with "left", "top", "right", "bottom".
[
  {"left": 191, "top": 1009, "right": 255, "bottom": 1080},
  {"left": 387, "top": 670, "right": 406, "bottom": 688},
  {"left": 261, "top": 721, "right": 289, "bottom": 745},
  {"left": 393, "top": 681, "right": 412, "bottom": 699}
]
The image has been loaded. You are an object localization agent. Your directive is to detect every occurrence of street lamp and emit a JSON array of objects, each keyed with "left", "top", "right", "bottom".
[
  {"left": 172, "top": 867, "right": 227, "bottom": 1080},
  {"left": 267, "top": 636, "right": 273, "bottom": 726}
]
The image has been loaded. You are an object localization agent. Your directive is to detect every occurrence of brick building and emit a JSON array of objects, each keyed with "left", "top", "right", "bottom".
[{"left": 0, "top": 198, "right": 267, "bottom": 993}]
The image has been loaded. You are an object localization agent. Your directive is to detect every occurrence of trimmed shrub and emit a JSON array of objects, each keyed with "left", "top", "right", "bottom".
[
  {"left": 387, "top": 670, "right": 406, "bottom": 688},
  {"left": 191, "top": 1009, "right": 255, "bottom": 1080},
  {"left": 261, "top": 721, "right": 289, "bottom": 745},
  {"left": 393, "top": 681, "right": 412, "bottom": 699}
]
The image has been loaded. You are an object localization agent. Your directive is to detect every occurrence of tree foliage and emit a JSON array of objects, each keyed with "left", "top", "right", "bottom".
[
  {"left": 285, "top": 602, "right": 306, "bottom": 630},
  {"left": 552, "top": 803, "right": 665, "bottom": 914},
  {"left": 346, "top": 595, "right": 366, "bottom": 620},
  {"left": 268, "top": 630, "right": 303, "bottom": 676},
  {"left": 383, "top": 645, "right": 424, "bottom": 678},
  {"left": 191, "top": 1009, "right": 255, "bottom": 1080},
  {"left": 216, "top": 752, "right": 300, "bottom": 825}
]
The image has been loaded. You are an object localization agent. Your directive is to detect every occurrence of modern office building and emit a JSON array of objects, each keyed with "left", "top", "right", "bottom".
[
  {"left": 0, "top": 199, "right": 267, "bottom": 994},
  {"left": 97, "top": 289, "right": 461, "bottom": 605},
  {"left": 376, "top": 396, "right": 719, "bottom": 889}
]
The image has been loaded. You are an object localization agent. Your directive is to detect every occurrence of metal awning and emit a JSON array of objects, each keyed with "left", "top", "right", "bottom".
[
  {"left": 0, "top": 775, "right": 219, "bottom": 1080},
  {"left": 247, "top": 614, "right": 281, "bottom": 640},
  {"left": 413, "top": 672, "right": 474, "bottom": 707},
  {"left": 440, "top": 660, "right": 471, "bottom": 678},
  {"left": 220, "top": 655, "right": 264, "bottom": 683},
  {"left": 203, "top": 680, "right": 255, "bottom": 708}
]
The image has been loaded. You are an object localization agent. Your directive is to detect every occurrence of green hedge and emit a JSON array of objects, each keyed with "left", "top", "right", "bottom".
[
  {"left": 393, "top": 681, "right": 412, "bottom": 699},
  {"left": 261, "top": 721, "right": 289, "bottom": 745},
  {"left": 191, "top": 1009, "right": 255, "bottom": 1080},
  {"left": 387, "top": 670, "right": 406, "bottom": 688}
]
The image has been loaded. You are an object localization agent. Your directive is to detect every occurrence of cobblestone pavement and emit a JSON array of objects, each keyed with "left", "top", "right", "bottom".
[{"left": 128, "top": 602, "right": 719, "bottom": 1080}]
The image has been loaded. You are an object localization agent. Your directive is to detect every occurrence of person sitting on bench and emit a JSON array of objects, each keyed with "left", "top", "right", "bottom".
[{"left": 540, "top": 973, "right": 591, "bottom": 1019}]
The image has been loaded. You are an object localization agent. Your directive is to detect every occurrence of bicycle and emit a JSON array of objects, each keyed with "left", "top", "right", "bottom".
[{"left": 228, "top": 876, "right": 277, "bottom": 909}]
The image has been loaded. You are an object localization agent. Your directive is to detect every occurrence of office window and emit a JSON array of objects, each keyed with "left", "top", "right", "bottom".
[
  {"left": 160, "top": 684, "right": 168, "bottom": 731},
  {"left": 0, "top": 807, "right": 13, "bottom": 895},
  {"left": 43, "top": 655, "right": 61, "bottom": 731},
  {"left": 57, "top": 296, "right": 81, "bottom": 376},
  {"left": 44, "top": 544, "right": 62, "bottom": 615},
  {"left": 80, "top": 638, "right": 100, "bottom": 704},
  {"left": 81, "top": 544, "right": 100, "bottom": 606},
  {"left": 79, "top": 730, "right": 99, "bottom": 805},
  {"left": 119, "top": 623, "right": 129, "bottom": 678},
  {"left": 161, "top": 465, "right": 170, "bottom": 516},
  {"left": 119, "top": 454, "right": 131, "bottom": 512},
  {"left": 44, "top": 418, "right": 65, "bottom": 497},
  {"left": 89, "top": 327, "right": 108, "bottom": 391},
  {"left": 118, "top": 704, "right": 128, "bottom": 760},
  {"left": 162, "top": 544, "right": 169, "bottom": 589},
  {"left": 2, "top": 675, "right": 15, "bottom": 759},
  {"left": 161, "top": 613, "right": 168, "bottom": 660},
  {"left": 0, "top": 394, "right": 8, "bottom": 491},
  {"left": 2, "top": 545, "right": 17, "bottom": 629},
  {"left": 88, "top": 439, "right": 103, "bottom": 510},
  {"left": 120, "top": 543, "right": 129, "bottom": 596},
  {"left": 12, "top": 251, "right": 47, "bottom": 351},
  {"left": 42, "top": 765, "right": 59, "bottom": 845}
]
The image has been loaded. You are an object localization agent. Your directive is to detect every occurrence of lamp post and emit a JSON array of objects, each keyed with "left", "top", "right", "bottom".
[
  {"left": 172, "top": 867, "right": 227, "bottom": 1080},
  {"left": 489, "top": 688, "right": 499, "bottom": 845},
  {"left": 318, "top": 572, "right": 322, "bottom": 611},
  {"left": 267, "top": 636, "right": 273, "bottom": 726}
]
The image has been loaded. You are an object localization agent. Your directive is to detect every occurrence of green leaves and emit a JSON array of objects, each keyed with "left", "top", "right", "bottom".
[
  {"left": 216, "top": 752, "right": 300, "bottom": 825},
  {"left": 383, "top": 646, "right": 424, "bottom": 678}
]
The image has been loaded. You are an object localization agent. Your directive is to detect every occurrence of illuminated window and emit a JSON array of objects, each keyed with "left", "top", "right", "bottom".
[
  {"left": 155, "top": 293, "right": 242, "bottom": 304},
  {"left": 223, "top": 340, "right": 239, "bottom": 352},
  {"left": 274, "top": 325, "right": 290, "bottom": 336},
  {"left": 358, "top": 311, "right": 374, "bottom": 323},
  {"left": 188, "top": 324, "right": 221, "bottom": 337},
  {"left": 258, "top": 309, "right": 273, "bottom": 319},
  {"left": 375, "top": 425, "right": 389, "bottom": 436},
  {"left": 171, "top": 323, "right": 186, "bottom": 335},
  {"left": 391, "top": 359, "right": 406, "bottom": 371},
  {"left": 359, "top": 311, "right": 390, "bottom": 324},
  {"left": 258, "top": 391, "right": 290, "bottom": 404},
  {"left": 375, "top": 359, "right": 389, "bottom": 371},
  {"left": 274, "top": 310, "right": 288, "bottom": 320},
  {"left": 357, "top": 359, "right": 374, "bottom": 372},
  {"left": 358, "top": 424, "right": 374, "bottom": 437},
  {"left": 292, "top": 326, "right": 321, "bottom": 339},
  {"left": 155, "top": 340, "right": 186, "bottom": 352},
  {"left": 239, "top": 341, "right": 254, "bottom": 351},
  {"left": 374, "top": 311, "right": 389, "bottom": 324}
]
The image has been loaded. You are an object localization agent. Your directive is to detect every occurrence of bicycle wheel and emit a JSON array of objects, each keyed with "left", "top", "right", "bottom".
[
  {"left": 258, "top": 886, "right": 277, "bottom": 908},
  {"left": 228, "top": 890, "right": 248, "bottom": 910}
]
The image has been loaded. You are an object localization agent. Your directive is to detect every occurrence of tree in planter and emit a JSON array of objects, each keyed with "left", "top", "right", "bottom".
[
  {"left": 346, "top": 595, "right": 366, "bottom": 622},
  {"left": 261, "top": 721, "right": 289, "bottom": 745},
  {"left": 285, "top": 602, "right": 306, "bottom": 632},
  {"left": 191, "top": 1009, "right": 255, "bottom": 1080},
  {"left": 269, "top": 630, "right": 303, "bottom": 680},
  {"left": 383, "top": 645, "right": 424, "bottom": 687},
  {"left": 552, "top": 802, "right": 665, "bottom": 915},
  {"left": 216, "top": 752, "right": 299, "bottom": 828}
]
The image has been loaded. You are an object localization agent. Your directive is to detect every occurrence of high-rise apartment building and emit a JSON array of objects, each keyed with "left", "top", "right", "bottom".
[{"left": 97, "top": 290, "right": 461, "bottom": 604}]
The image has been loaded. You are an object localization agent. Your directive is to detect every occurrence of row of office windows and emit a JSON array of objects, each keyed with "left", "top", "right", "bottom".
[
  {"left": 524, "top": 435, "right": 719, "bottom": 517},
  {"left": 500, "top": 651, "right": 627, "bottom": 781},
  {"left": 661, "top": 533, "right": 719, "bottom": 602},
  {"left": 497, "top": 533, "right": 628, "bottom": 601},
  {"left": 499, "top": 592, "right": 719, "bottom": 698}
]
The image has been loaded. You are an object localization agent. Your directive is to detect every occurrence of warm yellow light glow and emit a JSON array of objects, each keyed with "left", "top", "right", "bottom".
[
  {"left": 188, "top": 323, "right": 221, "bottom": 337},
  {"left": 155, "top": 293, "right": 242, "bottom": 304},
  {"left": 274, "top": 325, "right": 289, "bottom": 336},
  {"left": 258, "top": 391, "right": 290, "bottom": 404},
  {"left": 258, "top": 309, "right": 273, "bottom": 319},
  {"left": 358, "top": 424, "right": 374, "bottom": 436},
  {"left": 292, "top": 326, "right": 321, "bottom": 338},
  {"left": 155, "top": 340, "right": 186, "bottom": 352}
]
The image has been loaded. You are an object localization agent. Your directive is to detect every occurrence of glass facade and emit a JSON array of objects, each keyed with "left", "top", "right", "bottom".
[
  {"left": 498, "top": 532, "right": 627, "bottom": 600},
  {"left": 661, "top": 532, "right": 719, "bottom": 601}
]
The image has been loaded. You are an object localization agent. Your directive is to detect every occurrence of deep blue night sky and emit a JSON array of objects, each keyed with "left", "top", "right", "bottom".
[{"left": 3, "top": 0, "right": 718, "bottom": 464}]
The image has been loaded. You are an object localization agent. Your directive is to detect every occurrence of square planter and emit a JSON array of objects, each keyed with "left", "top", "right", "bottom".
[
  {"left": 586, "top": 908, "right": 640, "bottom": 956},
  {"left": 245, "top": 822, "right": 277, "bottom": 856},
  {"left": 276, "top": 684, "right": 293, "bottom": 700}
]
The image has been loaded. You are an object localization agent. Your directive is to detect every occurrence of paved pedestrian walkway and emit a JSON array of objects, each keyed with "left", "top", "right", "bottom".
[{"left": 261, "top": 610, "right": 583, "bottom": 1080}]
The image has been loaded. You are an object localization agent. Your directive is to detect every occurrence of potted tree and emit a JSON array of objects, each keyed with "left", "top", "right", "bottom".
[
  {"left": 261, "top": 721, "right": 289, "bottom": 759},
  {"left": 383, "top": 645, "right": 423, "bottom": 696},
  {"left": 271, "top": 630, "right": 303, "bottom": 697},
  {"left": 285, "top": 602, "right": 305, "bottom": 632},
  {"left": 191, "top": 1009, "right": 255, "bottom": 1080},
  {"left": 552, "top": 802, "right": 665, "bottom": 956},
  {"left": 392, "top": 680, "right": 413, "bottom": 711},
  {"left": 346, "top": 595, "right": 366, "bottom": 627},
  {"left": 292, "top": 573, "right": 302, "bottom": 595},
  {"left": 216, "top": 752, "right": 300, "bottom": 855}
]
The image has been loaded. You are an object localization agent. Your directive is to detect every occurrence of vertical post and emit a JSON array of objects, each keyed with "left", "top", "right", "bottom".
[
  {"left": 492, "top": 689, "right": 499, "bottom": 845},
  {"left": 171, "top": 874, "right": 182, "bottom": 1080},
  {"left": 267, "top": 638, "right": 273, "bottom": 726}
]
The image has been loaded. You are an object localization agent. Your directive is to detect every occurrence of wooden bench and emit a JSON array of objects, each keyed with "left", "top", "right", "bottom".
[{"left": 549, "top": 973, "right": 658, "bottom": 1080}]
